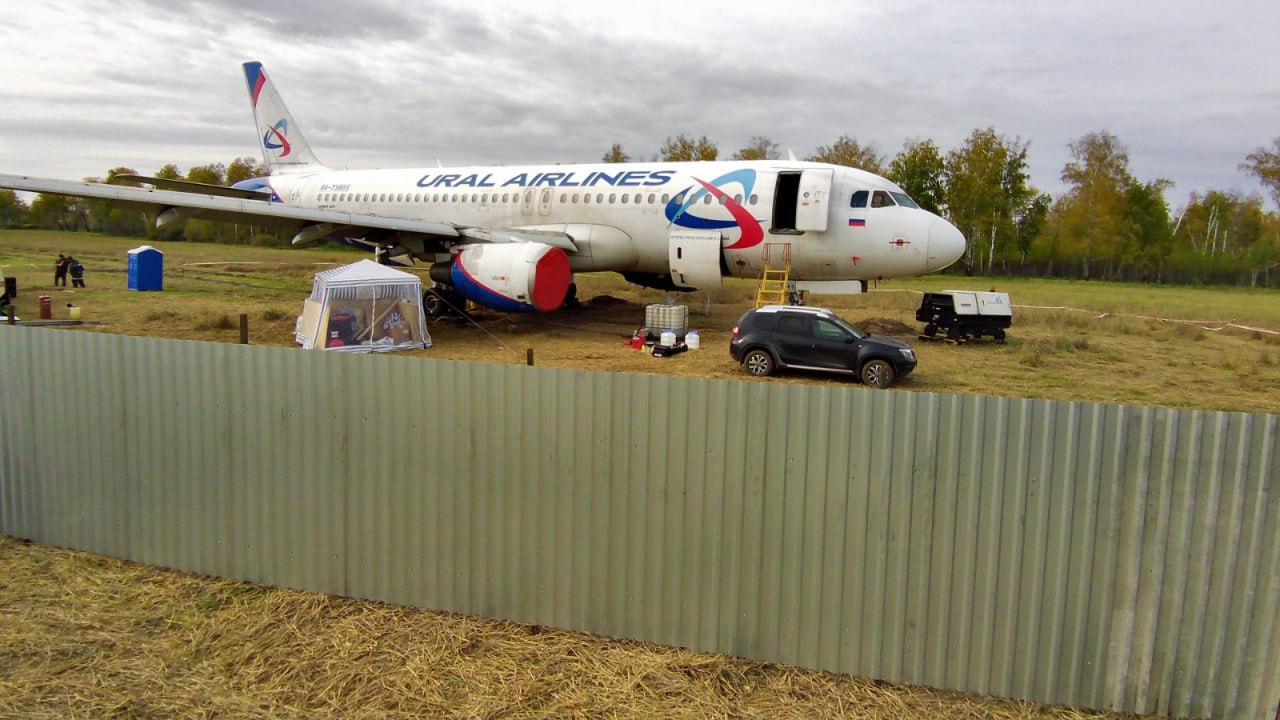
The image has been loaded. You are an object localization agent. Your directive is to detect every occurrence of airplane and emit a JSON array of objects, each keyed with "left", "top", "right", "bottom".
[{"left": 0, "top": 61, "right": 966, "bottom": 314}]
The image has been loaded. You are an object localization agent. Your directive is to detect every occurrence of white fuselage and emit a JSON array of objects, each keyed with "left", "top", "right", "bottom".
[{"left": 263, "top": 159, "right": 965, "bottom": 285}]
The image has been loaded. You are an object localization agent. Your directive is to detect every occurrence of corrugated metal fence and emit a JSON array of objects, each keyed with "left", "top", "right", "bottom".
[{"left": 1, "top": 325, "right": 1277, "bottom": 719}]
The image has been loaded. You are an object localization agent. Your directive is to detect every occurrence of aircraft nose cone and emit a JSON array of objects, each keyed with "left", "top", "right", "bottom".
[{"left": 927, "top": 219, "right": 966, "bottom": 271}]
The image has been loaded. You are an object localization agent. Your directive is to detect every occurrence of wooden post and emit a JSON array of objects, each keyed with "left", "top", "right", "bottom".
[
  {"left": 526, "top": 348, "right": 534, "bottom": 366},
  {"left": 239, "top": 313, "right": 249, "bottom": 344}
]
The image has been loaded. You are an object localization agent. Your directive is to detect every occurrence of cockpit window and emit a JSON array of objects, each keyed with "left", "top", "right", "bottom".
[
  {"left": 890, "top": 192, "right": 920, "bottom": 209},
  {"left": 850, "top": 190, "right": 868, "bottom": 209},
  {"left": 871, "top": 190, "right": 895, "bottom": 208}
]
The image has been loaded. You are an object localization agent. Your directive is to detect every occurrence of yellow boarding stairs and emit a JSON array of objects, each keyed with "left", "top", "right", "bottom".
[{"left": 754, "top": 265, "right": 791, "bottom": 308}]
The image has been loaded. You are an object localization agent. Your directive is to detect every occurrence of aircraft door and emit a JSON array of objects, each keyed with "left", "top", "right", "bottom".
[
  {"left": 795, "top": 168, "right": 832, "bottom": 231},
  {"left": 668, "top": 229, "right": 723, "bottom": 289},
  {"left": 539, "top": 187, "right": 553, "bottom": 216},
  {"left": 521, "top": 188, "right": 535, "bottom": 216}
]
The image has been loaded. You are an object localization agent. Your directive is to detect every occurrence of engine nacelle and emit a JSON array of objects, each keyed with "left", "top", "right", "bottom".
[{"left": 444, "top": 243, "right": 571, "bottom": 312}]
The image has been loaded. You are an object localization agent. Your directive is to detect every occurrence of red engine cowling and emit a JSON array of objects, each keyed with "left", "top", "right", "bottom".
[{"left": 448, "top": 243, "right": 571, "bottom": 312}]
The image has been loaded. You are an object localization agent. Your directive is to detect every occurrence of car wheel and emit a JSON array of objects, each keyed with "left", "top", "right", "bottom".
[
  {"left": 993, "top": 328, "right": 1006, "bottom": 342},
  {"left": 743, "top": 349, "right": 775, "bottom": 377},
  {"left": 860, "top": 358, "right": 896, "bottom": 388},
  {"left": 924, "top": 323, "right": 937, "bottom": 337}
]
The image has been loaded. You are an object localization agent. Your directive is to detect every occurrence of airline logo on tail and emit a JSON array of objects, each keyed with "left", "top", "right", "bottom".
[
  {"left": 665, "top": 169, "right": 763, "bottom": 250},
  {"left": 262, "top": 119, "right": 292, "bottom": 157},
  {"left": 245, "top": 62, "right": 267, "bottom": 106}
]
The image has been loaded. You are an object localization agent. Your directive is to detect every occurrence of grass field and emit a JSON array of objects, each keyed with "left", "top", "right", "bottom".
[
  {"left": 3, "top": 229, "right": 1279, "bottom": 413},
  {"left": 2, "top": 229, "right": 1273, "bottom": 718}
]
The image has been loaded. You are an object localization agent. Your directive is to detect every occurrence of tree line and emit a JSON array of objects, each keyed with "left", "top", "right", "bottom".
[{"left": 4, "top": 133, "right": 1279, "bottom": 287}]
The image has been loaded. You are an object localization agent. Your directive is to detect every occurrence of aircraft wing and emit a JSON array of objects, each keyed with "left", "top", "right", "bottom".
[
  {"left": 107, "top": 173, "right": 271, "bottom": 201},
  {"left": 0, "top": 173, "right": 461, "bottom": 245}
]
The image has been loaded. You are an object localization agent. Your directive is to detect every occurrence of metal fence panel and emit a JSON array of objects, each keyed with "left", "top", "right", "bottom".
[{"left": 1, "top": 325, "right": 1277, "bottom": 720}]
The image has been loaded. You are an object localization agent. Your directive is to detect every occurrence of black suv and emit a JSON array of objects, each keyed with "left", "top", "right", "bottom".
[{"left": 729, "top": 305, "right": 916, "bottom": 388}]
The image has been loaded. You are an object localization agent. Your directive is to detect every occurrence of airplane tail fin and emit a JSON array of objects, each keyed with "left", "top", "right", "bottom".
[{"left": 243, "top": 61, "right": 327, "bottom": 175}]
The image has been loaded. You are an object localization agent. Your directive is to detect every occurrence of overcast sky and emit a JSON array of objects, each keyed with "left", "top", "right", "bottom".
[{"left": 2, "top": 0, "right": 1276, "bottom": 211}]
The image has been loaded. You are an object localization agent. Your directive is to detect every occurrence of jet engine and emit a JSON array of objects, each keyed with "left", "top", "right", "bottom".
[{"left": 432, "top": 242, "right": 571, "bottom": 312}]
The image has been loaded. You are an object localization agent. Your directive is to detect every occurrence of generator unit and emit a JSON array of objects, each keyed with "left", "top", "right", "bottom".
[{"left": 916, "top": 290, "right": 1012, "bottom": 342}]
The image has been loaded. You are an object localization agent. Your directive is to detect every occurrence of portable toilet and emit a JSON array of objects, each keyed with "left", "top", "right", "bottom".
[{"left": 127, "top": 245, "right": 163, "bottom": 291}]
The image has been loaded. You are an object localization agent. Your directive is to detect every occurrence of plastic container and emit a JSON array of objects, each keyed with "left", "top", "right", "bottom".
[
  {"left": 660, "top": 330, "right": 676, "bottom": 347},
  {"left": 685, "top": 330, "right": 700, "bottom": 350},
  {"left": 67, "top": 304, "right": 81, "bottom": 320},
  {"left": 38, "top": 294, "right": 51, "bottom": 319},
  {"left": 645, "top": 304, "right": 689, "bottom": 334}
]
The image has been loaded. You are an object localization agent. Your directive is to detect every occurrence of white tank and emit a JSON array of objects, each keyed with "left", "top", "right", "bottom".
[
  {"left": 660, "top": 330, "right": 676, "bottom": 347},
  {"left": 685, "top": 330, "right": 700, "bottom": 350}
]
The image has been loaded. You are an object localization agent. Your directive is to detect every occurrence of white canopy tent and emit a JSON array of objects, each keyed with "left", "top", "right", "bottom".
[{"left": 295, "top": 260, "right": 431, "bottom": 352}]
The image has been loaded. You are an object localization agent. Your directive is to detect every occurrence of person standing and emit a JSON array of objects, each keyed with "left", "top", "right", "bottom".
[
  {"left": 54, "top": 254, "right": 68, "bottom": 287},
  {"left": 68, "top": 256, "right": 85, "bottom": 288},
  {"left": 0, "top": 267, "right": 10, "bottom": 320}
]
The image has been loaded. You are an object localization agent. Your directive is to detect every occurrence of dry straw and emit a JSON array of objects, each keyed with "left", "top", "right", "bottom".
[{"left": 0, "top": 536, "right": 1129, "bottom": 719}]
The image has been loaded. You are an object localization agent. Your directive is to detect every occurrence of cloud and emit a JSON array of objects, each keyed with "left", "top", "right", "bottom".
[{"left": 1, "top": 0, "right": 1276, "bottom": 207}]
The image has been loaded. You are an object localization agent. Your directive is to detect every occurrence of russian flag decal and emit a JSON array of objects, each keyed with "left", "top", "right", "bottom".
[{"left": 848, "top": 218, "right": 866, "bottom": 227}]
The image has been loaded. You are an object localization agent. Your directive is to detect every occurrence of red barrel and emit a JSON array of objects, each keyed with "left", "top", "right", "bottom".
[{"left": 38, "top": 294, "right": 51, "bottom": 319}]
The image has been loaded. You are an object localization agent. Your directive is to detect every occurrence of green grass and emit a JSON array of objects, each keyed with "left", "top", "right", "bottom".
[{"left": 4, "top": 229, "right": 1279, "bottom": 414}]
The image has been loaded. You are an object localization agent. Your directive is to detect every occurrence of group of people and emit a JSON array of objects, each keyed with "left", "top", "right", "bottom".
[{"left": 54, "top": 254, "right": 86, "bottom": 288}]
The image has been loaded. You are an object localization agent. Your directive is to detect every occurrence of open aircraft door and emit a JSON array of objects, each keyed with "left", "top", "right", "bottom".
[
  {"left": 795, "top": 168, "right": 832, "bottom": 231},
  {"left": 669, "top": 229, "right": 723, "bottom": 289}
]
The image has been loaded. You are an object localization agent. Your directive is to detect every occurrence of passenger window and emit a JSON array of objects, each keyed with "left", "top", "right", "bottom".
[
  {"left": 621, "top": 194, "right": 629, "bottom": 204},
  {"left": 871, "top": 191, "right": 895, "bottom": 208},
  {"left": 749, "top": 194, "right": 758, "bottom": 204},
  {"left": 754, "top": 314, "right": 777, "bottom": 331},
  {"left": 778, "top": 315, "right": 811, "bottom": 337},
  {"left": 584, "top": 194, "right": 591, "bottom": 204},
  {"left": 850, "top": 190, "right": 868, "bottom": 208},
  {"left": 608, "top": 193, "right": 616, "bottom": 203}
]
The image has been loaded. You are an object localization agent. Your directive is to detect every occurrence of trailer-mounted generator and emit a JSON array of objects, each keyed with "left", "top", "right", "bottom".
[{"left": 916, "top": 290, "right": 1012, "bottom": 342}]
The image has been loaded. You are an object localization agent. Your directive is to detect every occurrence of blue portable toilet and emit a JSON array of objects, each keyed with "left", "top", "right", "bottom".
[{"left": 127, "top": 245, "right": 163, "bottom": 291}]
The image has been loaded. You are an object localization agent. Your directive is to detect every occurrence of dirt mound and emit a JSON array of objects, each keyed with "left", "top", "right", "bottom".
[
  {"left": 859, "top": 317, "right": 918, "bottom": 336},
  {"left": 583, "top": 294, "right": 630, "bottom": 308}
]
